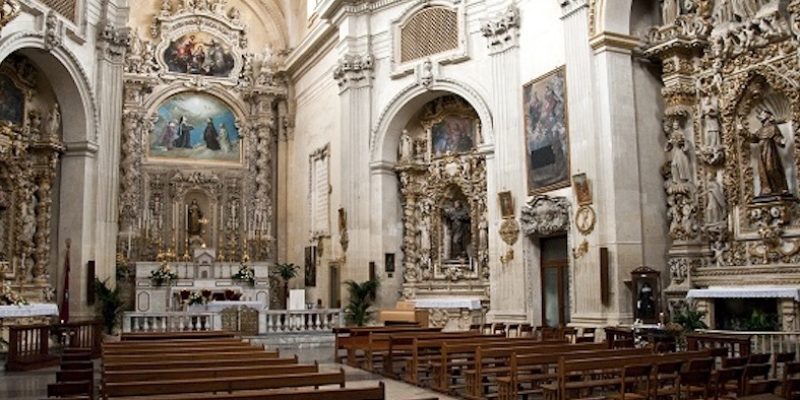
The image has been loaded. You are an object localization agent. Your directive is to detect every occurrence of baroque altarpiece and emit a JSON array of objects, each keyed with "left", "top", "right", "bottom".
[
  {"left": 0, "top": 55, "right": 63, "bottom": 305},
  {"left": 120, "top": 1, "right": 287, "bottom": 266},
  {"left": 396, "top": 96, "right": 489, "bottom": 327},
  {"left": 644, "top": 0, "right": 800, "bottom": 328}
]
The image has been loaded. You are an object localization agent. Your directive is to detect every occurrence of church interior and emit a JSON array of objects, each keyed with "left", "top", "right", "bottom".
[{"left": 4, "top": 0, "right": 800, "bottom": 399}]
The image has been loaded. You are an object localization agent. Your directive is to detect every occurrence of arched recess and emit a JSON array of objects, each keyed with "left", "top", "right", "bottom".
[
  {"left": 594, "top": 0, "right": 634, "bottom": 36},
  {"left": 371, "top": 79, "right": 494, "bottom": 165}
]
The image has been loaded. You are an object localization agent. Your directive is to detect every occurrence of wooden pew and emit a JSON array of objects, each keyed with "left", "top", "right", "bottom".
[
  {"left": 106, "top": 383, "right": 386, "bottom": 400},
  {"left": 102, "top": 369, "right": 347, "bottom": 398},
  {"left": 102, "top": 349, "right": 279, "bottom": 364},
  {"left": 120, "top": 331, "right": 236, "bottom": 341},
  {"left": 47, "top": 381, "right": 93, "bottom": 399},
  {"left": 363, "top": 331, "right": 489, "bottom": 372},
  {"left": 414, "top": 337, "right": 568, "bottom": 387},
  {"left": 103, "top": 338, "right": 245, "bottom": 348},
  {"left": 334, "top": 326, "right": 442, "bottom": 363},
  {"left": 103, "top": 363, "right": 320, "bottom": 384},
  {"left": 535, "top": 349, "right": 712, "bottom": 400},
  {"left": 383, "top": 332, "right": 505, "bottom": 377},
  {"left": 103, "top": 343, "right": 261, "bottom": 355},
  {"left": 103, "top": 354, "right": 298, "bottom": 372}
]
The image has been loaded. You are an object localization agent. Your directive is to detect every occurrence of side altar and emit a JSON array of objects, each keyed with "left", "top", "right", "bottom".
[{"left": 129, "top": 248, "right": 270, "bottom": 335}]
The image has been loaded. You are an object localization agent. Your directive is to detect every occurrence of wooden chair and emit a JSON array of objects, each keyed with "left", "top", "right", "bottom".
[
  {"left": 721, "top": 356, "right": 747, "bottom": 368},
  {"left": 784, "top": 377, "right": 800, "bottom": 400},
  {"left": 506, "top": 323, "right": 521, "bottom": 338},
  {"left": 519, "top": 324, "right": 534, "bottom": 337},
  {"left": 712, "top": 367, "right": 744, "bottom": 400},
  {"left": 678, "top": 367, "right": 712, "bottom": 399},
  {"left": 492, "top": 324, "right": 507, "bottom": 336},
  {"left": 741, "top": 363, "right": 779, "bottom": 396},
  {"left": 609, "top": 364, "right": 652, "bottom": 400},
  {"left": 783, "top": 361, "right": 800, "bottom": 398},
  {"left": 650, "top": 360, "right": 683, "bottom": 399},
  {"left": 748, "top": 353, "right": 771, "bottom": 365}
]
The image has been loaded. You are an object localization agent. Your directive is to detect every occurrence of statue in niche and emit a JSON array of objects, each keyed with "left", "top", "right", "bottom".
[
  {"left": 702, "top": 97, "right": 721, "bottom": 148},
  {"left": 418, "top": 208, "right": 431, "bottom": 253},
  {"left": 740, "top": 109, "right": 791, "bottom": 199},
  {"left": 666, "top": 119, "right": 692, "bottom": 185},
  {"left": 44, "top": 104, "right": 60, "bottom": 137},
  {"left": 399, "top": 130, "right": 414, "bottom": 163},
  {"left": 662, "top": 0, "right": 681, "bottom": 25},
  {"left": 732, "top": 0, "right": 768, "bottom": 21},
  {"left": 443, "top": 200, "right": 471, "bottom": 260},
  {"left": 706, "top": 179, "right": 726, "bottom": 224},
  {"left": 187, "top": 199, "right": 204, "bottom": 237}
]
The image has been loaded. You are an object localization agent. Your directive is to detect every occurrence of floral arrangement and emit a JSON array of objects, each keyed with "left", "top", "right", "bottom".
[
  {"left": 150, "top": 262, "right": 178, "bottom": 286},
  {"left": 0, "top": 281, "right": 28, "bottom": 306},
  {"left": 232, "top": 264, "right": 255, "bottom": 286},
  {"left": 188, "top": 291, "right": 205, "bottom": 306}
]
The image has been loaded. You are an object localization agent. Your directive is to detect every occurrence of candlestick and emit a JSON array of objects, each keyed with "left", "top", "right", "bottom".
[{"left": 127, "top": 226, "right": 132, "bottom": 259}]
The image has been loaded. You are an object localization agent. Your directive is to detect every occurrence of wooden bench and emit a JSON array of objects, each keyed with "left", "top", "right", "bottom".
[
  {"left": 120, "top": 331, "right": 236, "bottom": 341},
  {"left": 47, "top": 381, "right": 93, "bottom": 399},
  {"left": 103, "top": 363, "right": 320, "bottom": 384},
  {"left": 534, "top": 349, "right": 712, "bottom": 400},
  {"left": 105, "top": 383, "right": 386, "bottom": 400},
  {"left": 102, "top": 349, "right": 279, "bottom": 364},
  {"left": 366, "top": 331, "right": 491, "bottom": 373},
  {"left": 103, "top": 354, "right": 298, "bottom": 372},
  {"left": 102, "top": 369, "right": 346, "bottom": 398},
  {"left": 103, "top": 343, "right": 261, "bottom": 355},
  {"left": 334, "top": 326, "right": 442, "bottom": 364}
]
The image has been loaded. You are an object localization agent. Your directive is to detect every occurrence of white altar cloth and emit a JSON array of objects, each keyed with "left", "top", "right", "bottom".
[
  {"left": 686, "top": 286, "right": 800, "bottom": 302},
  {"left": 203, "top": 301, "right": 263, "bottom": 313},
  {"left": 0, "top": 303, "right": 59, "bottom": 318},
  {"left": 413, "top": 298, "right": 482, "bottom": 310}
]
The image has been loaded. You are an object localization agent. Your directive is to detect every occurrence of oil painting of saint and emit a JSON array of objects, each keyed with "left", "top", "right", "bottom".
[
  {"left": 163, "top": 32, "right": 235, "bottom": 77},
  {"left": 0, "top": 74, "right": 24, "bottom": 124},
  {"left": 431, "top": 115, "right": 475, "bottom": 156},
  {"left": 524, "top": 67, "right": 570, "bottom": 194},
  {"left": 149, "top": 92, "right": 241, "bottom": 163}
]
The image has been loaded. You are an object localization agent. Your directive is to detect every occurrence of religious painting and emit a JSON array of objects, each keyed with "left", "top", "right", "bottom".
[
  {"left": 572, "top": 173, "right": 592, "bottom": 205},
  {"left": 149, "top": 92, "right": 241, "bottom": 163},
  {"left": 0, "top": 74, "right": 24, "bottom": 125},
  {"left": 523, "top": 66, "right": 570, "bottom": 194},
  {"left": 163, "top": 32, "right": 236, "bottom": 77},
  {"left": 431, "top": 115, "right": 475, "bottom": 157},
  {"left": 304, "top": 246, "right": 317, "bottom": 287},
  {"left": 498, "top": 191, "right": 514, "bottom": 218}
]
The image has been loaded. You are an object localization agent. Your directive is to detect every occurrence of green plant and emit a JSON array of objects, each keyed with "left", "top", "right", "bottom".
[
  {"left": 737, "top": 309, "right": 780, "bottom": 331},
  {"left": 672, "top": 306, "right": 708, "bottom": 332},
  {"left": 94, "top": 278, "right": 124, "bottom": 335},
  {"left": 271, "top": 263, "right": 300, "bottom": 306},
  {"left": 344, "top": 279, "right": 380, "bottom": 326}
]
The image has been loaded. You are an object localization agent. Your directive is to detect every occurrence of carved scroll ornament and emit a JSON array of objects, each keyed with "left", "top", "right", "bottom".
[{"left": 520, "top": 195, "right": 570, "bottom": 237}]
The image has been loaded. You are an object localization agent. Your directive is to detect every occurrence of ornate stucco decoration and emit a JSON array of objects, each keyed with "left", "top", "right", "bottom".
[
  {"left": 333, "top": 54, "right": 374, "bottom": 91},
  {"left": 120, "top": 3, "right": 287, "bottom": 265},
  {"left": 481, "top": 4, "right": 520, "bottom": 54},
  {"left": 0, "top": 0, "right": 20, "bottom": 34},
  {"left": 644, "top": 0, "right": 800, "bottom": 313},
  {"left": 396, "top": 96, "right": 488, "bottom": 302},
  {"left": 43, "top": 10, "right": 64, "bottom": 51},
  {"left": 97, "top": 23, "right": 130, "bottom": 63},
  {"left": 520, "top": 195, "right": 570, "bottom": 237}
]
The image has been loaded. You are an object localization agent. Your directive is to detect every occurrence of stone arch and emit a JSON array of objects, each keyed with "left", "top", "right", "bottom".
[
  {"left": 594, "top": 0, "right": 634, "bottom": 35},
  {"left": 371, "top": 78, "right": 494, "bottom": 165},
  {"left": 0, "top": 32, "right": 97, "bottom": 144}
]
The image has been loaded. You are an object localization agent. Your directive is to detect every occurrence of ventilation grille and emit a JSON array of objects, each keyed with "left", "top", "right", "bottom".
[
  {"left": 42, "top": 0, "right": 77, "bottom": 22},
  {"left": 400, "top": 6, "right": 458, "bottom": 63}
]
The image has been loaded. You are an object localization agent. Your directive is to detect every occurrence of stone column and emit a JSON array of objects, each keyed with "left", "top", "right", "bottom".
[
  {"left": 481, "top": 5, "right": 526, "bottom": 322},
  {"left": 588, "top": 31, "right": 645, "bottom": 325},
  {"left": 333, "top": 49, "right": 374, "bottom": 295},
  {"left": 94, "top": 22, "right": 128, "bottom": 283},
  {"left": 58, "top": 141, "right": 98, "bottom": 320}
]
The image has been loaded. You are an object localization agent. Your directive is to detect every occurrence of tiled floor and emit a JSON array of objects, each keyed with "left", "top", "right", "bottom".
[{"left": 0, "top": 345, "right": 457, "bottom": 400}]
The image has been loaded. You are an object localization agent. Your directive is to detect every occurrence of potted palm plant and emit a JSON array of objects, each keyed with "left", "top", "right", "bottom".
[
  {"left": 271, "top": 263, "right": 299, "bottom": 308},
  {"left": 344, "top": 279, "right": 380, "bottom": 326},
  {"left": 94, "top": 278, "right": 124, "bottom": 337}
]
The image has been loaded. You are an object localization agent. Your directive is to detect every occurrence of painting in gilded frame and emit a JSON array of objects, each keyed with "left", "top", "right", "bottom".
[
  {"left": 523, "top": 67, "right": 570, "bottom": 194},
  {"left": 0, "top": 74, "right": 24, "bottom": 125},
  {"left": 431, "top": 115, "right": 476, "bottom": 157},
  {"left": 163, "top": 32, "right": 236, "bottom": 77},
  {"left": 150, "top": 92, "right": 241, "bottom": 163}
]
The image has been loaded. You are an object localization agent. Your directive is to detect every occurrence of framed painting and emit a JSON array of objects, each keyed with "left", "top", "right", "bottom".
[
  {"left": 0, "top": 74, "right": 24, "bottom": 125},
  {"left": 149, "top": 92, "right": 241, "bottom": 164},
  {"left": 163, "top": 32, "right": 235, "bottom": 77},
  {"left": 572, "top": 173, "right": 592, "bottom": 205},
  {"left": 498, "top": 191, "right": 514, "bottom": 218},
  {"left": 430, "top": 115, "right": 476, "bottom": 157},
  {"left": 305, "top": 246, "right": 317, "bottom": 287},
  {"left": 523, "top": 66, "right": 570, "bottom": 194}
]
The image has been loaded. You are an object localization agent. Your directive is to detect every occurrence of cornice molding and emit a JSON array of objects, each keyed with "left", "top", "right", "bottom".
[{"left": 589, "top": 31, "right": 640, "bottom": 54}]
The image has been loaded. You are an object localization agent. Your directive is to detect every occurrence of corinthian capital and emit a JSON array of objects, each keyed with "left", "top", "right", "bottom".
[
  {"left": 332, "top": 53, "right": 374, "bottom": 91},
  {"left": 481, "top": 5, "right": 521, "bottom": 54}
]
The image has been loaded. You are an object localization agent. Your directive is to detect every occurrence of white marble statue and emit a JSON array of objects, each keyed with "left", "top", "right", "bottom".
[
  {"left": 706, "top": 180, "right": 726, "bottom": 223},
  {"left": 668, "top": 120, "right": 692, "bottom": 184},
  {"left": 702, "top": 97, "right": 721, "bottom": 148},
  {"left": 44, "top": 104, "right": 60, "bottom": 137},
  {"left": 399, "top": 130, "right": 413, "bottom": 162}
]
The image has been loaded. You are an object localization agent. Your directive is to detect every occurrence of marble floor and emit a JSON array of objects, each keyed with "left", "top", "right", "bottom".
[{"left": 0, "top": 345, "right": 458, "bottom": 400}]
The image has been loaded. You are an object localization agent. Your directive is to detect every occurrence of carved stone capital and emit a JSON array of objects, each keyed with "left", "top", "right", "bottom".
[
  {"left": 97, "top": 23, "right": 130, "bottom": 63},
  {"left": 481, "top": 5, "right": 520, "bottom": 54},
  {"left": 333, "top": 53, "right": 373, "bottom": 91},
  {"left": 558, "top": 0, "right": 589, "bottom": 18},
  {"left": 520, "top": 195, "right": 570, "bottom": 237}
]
